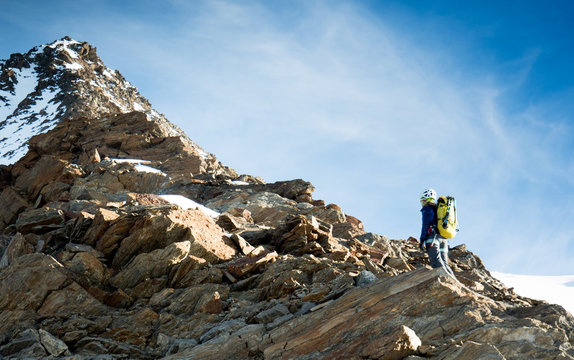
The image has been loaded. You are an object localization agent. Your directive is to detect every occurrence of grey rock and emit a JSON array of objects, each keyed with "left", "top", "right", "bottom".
[
  {"left": 355, "top": 270, "right": 378, "bottom": 287},
  {"left": 199, "top": 319, "right": 246, "bottom": 343},
  {"left": 253, "top": 303, "right": 291, "bottom": 324},
  {"left": 39, "top": 329, "right": 69, "bottom": 356},
  {"left": 266, "top": 313, "right": 295, "bottom": 330},
  {"left": 0, "top": 328, "right": 41, "bottom": 356}
]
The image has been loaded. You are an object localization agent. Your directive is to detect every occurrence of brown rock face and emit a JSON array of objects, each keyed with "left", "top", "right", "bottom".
[
  {"left": 0, "top": 187, "right": 31, "bottom": 230},
  {"left": 26, "top": 112, "right": 236, "bottom": 179},
  {"left": 109, "top": 208, "right": 237, "bottom": 269},
  {"left": 0, "top": 254, "right": 69, "bottom": 312}
]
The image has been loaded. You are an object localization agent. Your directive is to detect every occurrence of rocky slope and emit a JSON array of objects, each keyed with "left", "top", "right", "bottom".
[
  {"left": 0, "top": 38, "right": 573, "bottom": 359},
  {"left": 0, "top": 36, "right": 230, "bottom": 177}
]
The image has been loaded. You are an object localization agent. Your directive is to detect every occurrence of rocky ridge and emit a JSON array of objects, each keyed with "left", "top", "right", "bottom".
[
  {"left": 0, "top": 38, "right": 573, "bottom": 359},
  {"left": 0, "top": 36, "right": 224, "bottom": 175}
]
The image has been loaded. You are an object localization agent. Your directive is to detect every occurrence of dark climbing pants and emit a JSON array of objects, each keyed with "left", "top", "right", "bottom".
[{"left": 425, "top": 235, "right": 455, "bottom": 278}]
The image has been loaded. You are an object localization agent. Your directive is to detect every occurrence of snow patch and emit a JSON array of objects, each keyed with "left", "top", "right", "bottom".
[
  {"left": 102, "top": 68, "right": 115, "bottom": 78},
  {"left": 65, "top": 62, "right": 83, "bottom": 71},
  {"left": 195, "top": 146, "right": 210, "bottom": 160},
  {"left": 133, "top": 102, "right": 145, "bottom": 112},
  {"left": 159, "top": 194, "right": 220, "bottom": 218},
  {"left": 134, "top": 164, "right": 164, "bottom": 174},
  {"left": 0, "top": 67, "right": 63, "bottom": 165},
  {"left": 492, "top": 272, "right": 574, "bottom": 315},
  {"left": 64, "top": 47, "right": 79, "bottom": 60},
  {"left": 48, "top": 38, "right": 81, "bottom": 49},
  {"left": 231, "top": 180, "right": 250, "bottom": 186},
  {"left": 111, "top": 158, "right": 166, "bottom": 175},
  {"left": 112, "top": 158, "right": 150, "bottom": 164}
]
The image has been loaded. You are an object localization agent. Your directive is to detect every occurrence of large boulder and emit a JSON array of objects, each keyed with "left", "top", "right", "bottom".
[
  {"left": 13, "top": 156, "right": 69, "bottom": 199},
  {"left": 0, "top": 254, "right": 70, "bottom": 311},
  {"left": 15, "top": 207, "right": 65, "bottom": 234},
  {"left": 111, "top": 208, "right": 237, "bottom": 268},
  {"left": 110, "top": 241, "right": 191, "bottom": 292}
]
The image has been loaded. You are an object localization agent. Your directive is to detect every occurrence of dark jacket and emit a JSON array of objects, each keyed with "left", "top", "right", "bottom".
[{"left": 420, "top": 204, "right": 437, "bottom": 242}]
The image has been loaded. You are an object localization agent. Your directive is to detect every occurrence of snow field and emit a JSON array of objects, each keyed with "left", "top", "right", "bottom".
[{"left": 493, "top": 272, "right": 574, "bottom": 315}]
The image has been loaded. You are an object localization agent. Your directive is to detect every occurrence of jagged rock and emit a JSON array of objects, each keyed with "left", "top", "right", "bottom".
[
  {"left": 150, "top": 288, "right": 176, "bottom": 309},
  {"left": 356, "top": 232, "right": 394, "bottom": 253},
  {"left": 332, "top": 214, "right": 365, "bottom": 240},
  {"left": 169, "top": 255, "right": 208, "bottom": 287},
  {"left": 101, "top": 308, "right": 159, "bottom": 348},
  {"left": 0, "top": 311, "right": 37, "bottom": 345},
  {"left": 39, "top": 329, "right": 69, "bottom": 357},
  {"left": 128, "top": 192, "right": 170, "bottom": 206},
  {"left": 349, "top": 237, "right": 391, "bottom": 264},
  {"left": 85, "top": 286, "right": 134, "bottom": 309},
  {"left": 40, "top": 180, "right": 71, "bottom": 202},
  {"left": 38, "top": 281, "right": 108, "bottom": 316},
  {"left": 74, "top": 336, "right": 147, "bottom": 358},
  {"left": 82, "top": 207, "right": 122, "bottom": 246},
  {"left": 278, "top": 214, "right": 343, "bottom": 257},
  {"left": 205, "top": 191, "right": 311, "bottom": 224},
  {"left": 0, "top": 254, "right": 69, "bottom": 311},
  {"left": 198, "top": 319, "right": 247, "bottom": 343},
  {"left": 228, "top": 233, "right": 256, "bottom": 255},
  {"left": 13, "top": 156, "right": 69, "bottom": 199},
  {"left": 90, "top": 148, "right": 101, "bottom": 163},
  {"left": 216, "top": 213, "right": 242, "bottom": 231},
  {"left": 163, "top": 324, "right": 266, "bottom": 360},
  {"left": 227, "top": 250, "right": 278, "bottom": 278},
  {"left": 238, "top": 226, "right": 275, "bottom": 246},
  {"left": 0, "top": 233, "right": 34, "bottom": 267},
  {"left": 27, "top": 111, "right": 237, "bottom": 179},
  {"left": 63, "top": 251, "right": 108, "bottom": 286},
  {"left": 65, "top": 242, "right": 105, "bottom": 258},
  {"left": 308, "top": 204, "right": 346, "bottom": 224},
  {"left": 118, "top": 169, "right": 169, "bottom": 193},
  {"left": 227, "top": 207, "right": 254, "bottom": 222},
  {"left": 256, "top": 267, "right": 572, "bottom": 359},
  {"left": 110, "top": 208, "right": 237, "bottom": 269},
  {"left": 129, "top": 277, "right": 169, "bottom": 299},
  {"left": 166, "top": 284, "right": 229, "bottom": 316},
  {"left": 355, "top": 270, "right": 378, "bottom": 287},
  {"left": 253, "top": 303, "right": 291, "bottom": 324},
  {"left": 0, "top": 187, "right": 31, "bottom": 229},
  {"left": 15, "top": 207, "right": 65, "bottom": 233},
  {"left": 110, "top": 241, "right": 191, "bottom": 292},
  {"left": 195, "top": 290, "right": 224, "bottom": 314},
  {"left": 364, "top": 325, "right": 422, "bottom": 360},
  {"left": 69, "top": 168, "right": 126, "bottom": 201},
  {"left": 435, "top": 341, "right": 505, "bottom": 359},
  {"left": 386, "top": 256, "right": 415, "bottom": 271},
  {"left": 0, "top": 328, "right": 46, "bottom": 358}
]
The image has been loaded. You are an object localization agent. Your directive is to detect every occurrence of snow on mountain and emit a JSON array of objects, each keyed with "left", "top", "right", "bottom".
[
  {"left": 0, "top": 37, "right": 194, "bottom": 166},
  {"left": 0, "top": 65, "right": 59, "bottom": 164},
  {"left": 493, "top": 271, "right": 574, "bottom": 314}
]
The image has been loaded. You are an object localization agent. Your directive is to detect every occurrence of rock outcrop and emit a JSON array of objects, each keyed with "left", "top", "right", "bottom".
[{"left": 0, "top": 38, "right": 572, "bottom": 359}]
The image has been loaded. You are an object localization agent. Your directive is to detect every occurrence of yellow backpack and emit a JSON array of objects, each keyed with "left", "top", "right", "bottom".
[{"left": 437, "top": 196, "right": 458, "bottom": 238}]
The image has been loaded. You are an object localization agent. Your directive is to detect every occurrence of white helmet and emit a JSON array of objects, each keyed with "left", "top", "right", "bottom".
[{"left": 420, "top": 188, "right": 437, "bottom": 202}]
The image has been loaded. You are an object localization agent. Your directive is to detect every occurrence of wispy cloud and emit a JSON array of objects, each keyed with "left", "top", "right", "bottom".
[{"left": 2, "top": 0, "right": 572, "bottom": 274}]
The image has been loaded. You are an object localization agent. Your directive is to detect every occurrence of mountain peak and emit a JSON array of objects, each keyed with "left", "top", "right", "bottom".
[{"left": 0, "top": 37, "right": 189, "bottom": 166}]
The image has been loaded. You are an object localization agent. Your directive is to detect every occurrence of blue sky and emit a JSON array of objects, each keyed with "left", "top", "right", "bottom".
[{"left": 1, "top": 0, "right": 573, "bottom": 275}]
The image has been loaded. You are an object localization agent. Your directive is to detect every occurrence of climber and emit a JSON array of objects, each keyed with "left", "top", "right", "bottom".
[{"left": 419, "top": 189, "right": 456, "bottom": 278}]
